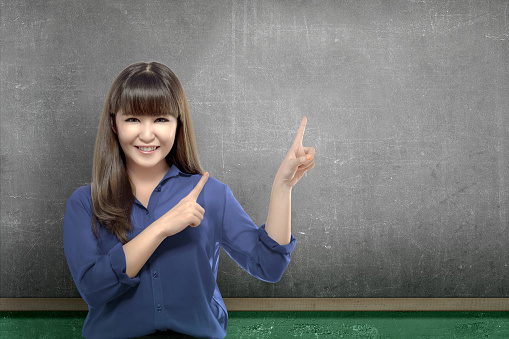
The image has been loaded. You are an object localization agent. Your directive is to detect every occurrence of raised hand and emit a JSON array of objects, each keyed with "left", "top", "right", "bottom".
[
  {"left": 158, "top": 172, "right": 209, "bottom": 237},
  {"left": 274, "top": 117, "right": 316, "bottom": 188}
]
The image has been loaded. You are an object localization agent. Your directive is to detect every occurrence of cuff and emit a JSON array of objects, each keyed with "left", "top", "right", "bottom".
[
  {"left": 109, "top": 243, "right": 140, "bottom": 286},
  {"left": 258, "top": 224, "right": 297, "bottom": 254}
]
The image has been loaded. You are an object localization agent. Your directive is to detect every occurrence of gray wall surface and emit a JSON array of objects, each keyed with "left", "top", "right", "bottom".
[{"left": 1, "top": 0, "right": 508, "bottom": 298}]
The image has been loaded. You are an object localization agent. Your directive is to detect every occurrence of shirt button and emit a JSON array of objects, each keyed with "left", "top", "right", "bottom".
[
  {"left": 157, "top": 304, "right": 162, "bottom": 312},
  {"left": 145, "top": 210, "right": 149, "bottom": 215},
  {"left": 153, "top": 271, "right": 158, "bottom": 279},
  {"left": 155, "top": 186, "right": 161, "bottom": 192}
]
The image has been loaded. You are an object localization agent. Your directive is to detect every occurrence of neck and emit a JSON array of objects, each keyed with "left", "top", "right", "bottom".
[{"left": 126, "top": 160, "right": 170, "bottom": 186}]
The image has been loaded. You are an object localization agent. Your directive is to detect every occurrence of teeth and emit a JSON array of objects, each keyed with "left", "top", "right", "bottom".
[{"left": 138, "top": 146, "right": 157, "bottom": 152}]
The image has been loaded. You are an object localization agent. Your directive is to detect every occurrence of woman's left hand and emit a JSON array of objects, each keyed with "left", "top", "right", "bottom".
[{"left": 274, "top": 117, "right": 316, "bottom": 188}]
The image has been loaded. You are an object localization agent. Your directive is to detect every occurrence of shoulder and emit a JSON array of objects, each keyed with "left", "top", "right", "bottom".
[
  {"left": 66, "top": 184, "right": 92, "bottom": 211},
  {"left": 185, "top": 173, "right": 229, "bottom": 203},
  {"left": 185, "top": 173, "right": 228, "bottom": 192}
]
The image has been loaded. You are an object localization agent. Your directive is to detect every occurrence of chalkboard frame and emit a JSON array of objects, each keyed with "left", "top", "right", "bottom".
[{"left": 1, "top": 298, "right": 507, "bottom": 311}]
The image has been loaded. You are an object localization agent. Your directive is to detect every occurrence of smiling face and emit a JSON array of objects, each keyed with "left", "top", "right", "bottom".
[{"left": 115, "top": 113, "right": 178, "bottom": 174}]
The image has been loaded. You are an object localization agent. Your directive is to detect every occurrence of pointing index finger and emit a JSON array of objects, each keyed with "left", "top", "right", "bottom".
[
  {"left": 293, "top": 116, "right": 307, "bottom": 146},
  {"left": 187, "top": 172, "right": 209, "bottom": 201}
]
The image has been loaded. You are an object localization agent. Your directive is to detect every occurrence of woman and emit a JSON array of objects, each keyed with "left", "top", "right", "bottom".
[{"left": 63, "top": 62, "right": 315, "bottom": 338}]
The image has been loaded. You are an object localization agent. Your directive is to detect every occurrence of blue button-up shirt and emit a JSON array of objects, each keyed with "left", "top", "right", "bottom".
[{"left": 63, "top": 165, "right": 296, "bottom": 339}]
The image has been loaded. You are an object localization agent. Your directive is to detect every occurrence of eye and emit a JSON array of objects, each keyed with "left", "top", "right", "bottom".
[
  {"left": 155, "top": 117, "right": 170, "bottom": 123},
  {"left": 125, "top": 117, "right": 139, "bottom": 123}
]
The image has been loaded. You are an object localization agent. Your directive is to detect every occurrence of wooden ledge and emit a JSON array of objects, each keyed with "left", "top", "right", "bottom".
[{"left": 1, "top": 298, "right": 508, "bottom": 312}]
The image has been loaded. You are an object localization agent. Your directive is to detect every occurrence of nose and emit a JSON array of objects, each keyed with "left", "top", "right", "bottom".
[{"left": 139, "top": 121, "right": 155, "bottom": 143}]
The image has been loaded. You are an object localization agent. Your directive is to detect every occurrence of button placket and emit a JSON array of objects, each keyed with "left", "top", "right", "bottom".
[{"left": 148, "top": 200, "right": 165, "bottom": 329}]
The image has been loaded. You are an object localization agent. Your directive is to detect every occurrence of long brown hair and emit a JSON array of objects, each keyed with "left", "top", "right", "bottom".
[{"left": 91, "top": 62, "right": 203, "bottom": 244}]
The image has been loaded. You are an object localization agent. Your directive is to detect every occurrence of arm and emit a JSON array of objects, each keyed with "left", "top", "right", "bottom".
[
  {"left": 63, "top": 191, "right": 140, "bottom": 308},
  {"left": 221, "top": 184, "right": 297, "bottom": 283},
  {"left": 122, "top": 220, "right": 167, "bottom": 278},
  {"left": 264, "top": 117, "right": 316, "bottom": 245}
]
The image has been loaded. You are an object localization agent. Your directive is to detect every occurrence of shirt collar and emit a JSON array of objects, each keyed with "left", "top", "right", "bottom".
[{"left": 160, "top": 164, "right": 192, "bottom": 185}]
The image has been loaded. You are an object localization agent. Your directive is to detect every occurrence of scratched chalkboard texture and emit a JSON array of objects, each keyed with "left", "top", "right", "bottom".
[{"left": 1, "top": 0, "right": 508, "bottom": 298}]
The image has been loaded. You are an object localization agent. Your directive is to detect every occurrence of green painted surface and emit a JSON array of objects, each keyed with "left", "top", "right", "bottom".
[
  {"left": 227, "top": 312, "right": 509, "bottom": 338},
  {"left": 1, "top": 312, "right": 508, "bottom": 338}
]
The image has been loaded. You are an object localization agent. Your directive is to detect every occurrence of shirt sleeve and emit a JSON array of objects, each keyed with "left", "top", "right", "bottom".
[
  {"left": 63, "top": 188, "right": 140, "bottom": 309},
  {"left": 220, "top": 185, "right": 296, "bottom": 283}
]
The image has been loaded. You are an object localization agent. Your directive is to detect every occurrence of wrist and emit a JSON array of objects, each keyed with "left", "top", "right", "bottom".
[
  {"left": 272, "top": 178, "right": 292, "bottom": 194},
  {"left": 150, "top": 218, "right": 171, "bottom": 240}
]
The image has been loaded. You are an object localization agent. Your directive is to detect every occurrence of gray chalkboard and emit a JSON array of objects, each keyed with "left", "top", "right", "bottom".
[{"left": 1, "top": 0, "right": 508, "bottom": 298}]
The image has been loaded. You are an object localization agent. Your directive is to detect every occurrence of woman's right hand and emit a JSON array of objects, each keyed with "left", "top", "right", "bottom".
[{"left": 157, "top": 172, "right": 209, "bottom": 237}]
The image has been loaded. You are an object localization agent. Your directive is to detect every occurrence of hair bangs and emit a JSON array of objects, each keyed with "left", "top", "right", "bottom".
[{"left": 117, "top": 71, "right": 179, "bottom": 119}]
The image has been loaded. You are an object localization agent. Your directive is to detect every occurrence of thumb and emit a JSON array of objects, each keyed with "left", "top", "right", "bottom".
[{"left": 296, "top": 154, "right": 311, "bottom": 169}]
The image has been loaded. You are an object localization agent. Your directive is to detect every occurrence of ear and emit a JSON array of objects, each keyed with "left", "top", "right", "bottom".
[{"left": 110, "top": 114, "right": 117, "bottom": 134}]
